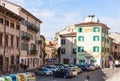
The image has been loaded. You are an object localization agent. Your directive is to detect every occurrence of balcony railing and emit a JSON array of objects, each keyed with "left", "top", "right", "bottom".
[
  {"left": 35, "top": 40, "right": 42, "bottom": 44},
  {"left": 29, "top": 50, "right": 38, "bottom": 54},
  {"left": 27, "top": 24, "right": 39, "bottom": 33},
  {"left": 21, "top": 35, "right": 30, "bottom": 41}
]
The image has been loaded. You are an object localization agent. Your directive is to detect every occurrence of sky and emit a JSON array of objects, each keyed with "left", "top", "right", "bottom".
[{"left": 9, "top": 0, "right": 120, "bottom": 40}]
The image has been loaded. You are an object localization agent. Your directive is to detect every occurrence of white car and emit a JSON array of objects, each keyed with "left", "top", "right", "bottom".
[{"left": 35, "top": 67, "right": 53, "bottom": 76}]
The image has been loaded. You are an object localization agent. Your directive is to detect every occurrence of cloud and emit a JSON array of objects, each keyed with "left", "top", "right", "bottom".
[{"left": 100, "top": 17, "right": 120, "bottom": 32}]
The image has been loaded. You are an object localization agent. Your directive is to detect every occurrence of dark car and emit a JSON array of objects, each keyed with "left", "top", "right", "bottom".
[
  {"left": 74, "top": 64, "right": 88, "bottom": 71},
  {"left": 53, "top": 68, "right": 73, "bottom": 78}
]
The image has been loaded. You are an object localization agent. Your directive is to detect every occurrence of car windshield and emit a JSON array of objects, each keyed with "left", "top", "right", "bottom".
[{"left": 43, "top": 68, "right": 49, "bottom": 71}]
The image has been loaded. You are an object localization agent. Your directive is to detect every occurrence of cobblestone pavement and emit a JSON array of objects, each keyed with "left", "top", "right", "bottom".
[
  {"left": 36, "top": 68, "right": 119, "bottom": 81},
  {"left": 106, "top": 67, "right": 120, "bottom": 81}
]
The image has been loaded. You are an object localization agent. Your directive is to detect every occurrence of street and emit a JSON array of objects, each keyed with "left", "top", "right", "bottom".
[{"left": 36, "top": 68, "right": 118, "bottom": 81}]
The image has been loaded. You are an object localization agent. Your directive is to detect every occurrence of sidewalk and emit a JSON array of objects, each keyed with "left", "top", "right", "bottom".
[{"left": 106, "top": 67, "right": 120, "bottom": 81}]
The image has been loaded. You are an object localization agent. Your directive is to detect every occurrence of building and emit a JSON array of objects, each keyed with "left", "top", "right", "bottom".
[
  {"left": 40, "top": 35, "right": 46, "bottom": 66},
  {"left": 59, "top": 32, "right": 77, "bottom": 64},
  {"left": 45, "top": 40, "right": 57, "bottom": 65},
  {"left": 75, "top": 15, "right": 111, "bottom": 67},
  {"left": 0, "top": 5, "right": 23, "bottom": 72},
  {"left": 55, "top": 25, "right": 77, "bottom": 64},
  {"left": 109, "top": 32, "right": 120, "bottom": 63},
  {"left": 0, "top": 0, "right": 42, "bottom": 70}
]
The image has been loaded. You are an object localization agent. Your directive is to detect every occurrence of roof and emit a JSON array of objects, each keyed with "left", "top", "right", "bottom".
[
  {"left": 2, "top": 0, "right": 42, "bottom": 23},
  {"left": 59, "top": 32, "right": 76, "bottom": 37},
  {"left": 0, "top": 5, "right": 23, "bottom": 21},
  {"left": 75, "top": 22, "right": 110, "bottom": 30}
]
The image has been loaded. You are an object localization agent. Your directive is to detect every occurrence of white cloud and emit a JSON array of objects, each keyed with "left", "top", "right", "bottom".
[{"left": 100, "top": 17, "right": 120, "bottom": 32}]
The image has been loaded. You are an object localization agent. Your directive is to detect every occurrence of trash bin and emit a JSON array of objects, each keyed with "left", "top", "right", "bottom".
[
  {"left": 2, "top": 76, "right": 12, "bottom": 81},
  {"left": 17, "top": 74, "right": 26, "bottom": 81},
  {"left": 9, "top": 74, "right": 20, "bottom": 81},
  {"left": 0, "top": 77, "right": 5, "bottom": 81},
  {"left": 24, "top": 72, "right": 36, "bottom": 81}
]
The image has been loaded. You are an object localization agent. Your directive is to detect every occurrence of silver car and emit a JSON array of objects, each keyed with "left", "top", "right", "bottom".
[
  {"left": 45, "top": 65, "right": 59, "bottom": 72},
  {"left": 35, "top": 67, "right": 53, "bottom": 76}
]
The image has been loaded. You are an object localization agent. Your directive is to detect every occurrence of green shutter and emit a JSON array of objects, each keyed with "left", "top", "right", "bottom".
[
  {"left": 93, "top": 47, "right": 94, "bottom": 52},
  {"left": 78, "top": 47, "right": 80, "bottom": 52},
  {"left": 98, "top": 36, "right": 99, "bottom": 41},
  {"left": 82, "top": 36, "right": 84, "bottom": 41},
  {"left": 78, "top": 28, "right": 82, "bottom": 32},
  {"left": 82, "top": 47, "right": 84, "bottom": 52},
  {"left": 93, "top": 36, "right": 95, "bottom": 41},
  {"left": 97, "top": 47, "right": 99, "bottom": 52},
  {"left": 98, "top": 27, "right": 100, "bottom": 32},
  {"left": 78, "top": 36, "right": 80, "bottom": 41}
]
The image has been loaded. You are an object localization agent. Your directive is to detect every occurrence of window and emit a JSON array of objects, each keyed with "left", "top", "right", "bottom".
[
  {"left": 10, "top": 22, "right": 14, "bottom": 28},
  {"left": 16, "top": 37, "right": 19, "bottom": 48},
  {"left": 61, "top": 39, "right": 65, "bottom": 45},
  {"left": 74, "top": 39, "right": 76, "bottom": 44},
  {"left": 102, "top": 47, "right": 104, "bottom": 52},
  {"left": 11, "top": 35, "right": 14, "bottom": 47},
  {"left": 30, "top": 34, "right": 33, "bottom": 40},
  {"left": 90, "top": 60, "right": 96, "bottom": 64},
  {"left": 93, "top": 27, "right": 100, "bottom": 32},
  {"left": 5, "top": 35, "right": 8, "bottom": 47},
  {"left": 5, "top": 20, "right": 9, "bottom": 26},
  {"left": 93, "top": 36, "right": 99, "bottom": 41},
  {"left": 93, "top": 46, "right": 99, "bottom": 52},
  {"left": 11, "top": 55, "right": 14, "bottom": 64},
  {"left": 73, "top": 48, "right": 76, "bottom": 54},
  {"left": 115, "top": 45, "right": 117, "bottom": 49},
  {"left": 0, "top": 33, "right": 2, "bottom": 46},
  {"left": 78, "top": 46, "right": 84, "bottom": 52},
  {"left": 102, "top": 37, "right": 104, "bottom": 41},
  {"left": 16, "top": 24, "right": 20, "bottom": 30},
  {"left": 21, "top": 43, "right": 28, "bottom": 50},
  {"left": 61, "top": 48, "right": 65, "bottom": 54},
  {"left": 0, "top": 55, "right": 3, "bottom": 66},
  {"left": 31, "top": 44, "right": 36, "bottom": 50},
  {"left": 102, "top": 28, "right": 104, "bottom": 33},
  {"left": 78, "top": 36, "right": 84, "bottom": 41},
  {"left": 78, "top": 28, "right": 83, "bottom": 32},
  {"left": 0, "top": 18, "right": 3, "bottom": 24},
  {"left": 79, "top": 59, "right": 85, "bottom": 65}
]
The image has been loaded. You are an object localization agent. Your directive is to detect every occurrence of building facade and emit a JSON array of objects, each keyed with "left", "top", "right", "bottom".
[
  {"left": 55, "top": 25, "right": 77, "bottom": 64},
  {"left": 59, "top": 32, "right": 77, "bottom": 64},
  {"left": 0, "top": 5, "right": 23, "bottom": 72},
  {"left": 109, "top": 32, "right": 120, "bottom": 63},
  {"left": 45, "top": 40, "right": 57, "bottom": 65},
  {"left": 40, "top": 35, "right": 46, "bottom": 66},
  {"left": 0, "top": 0, "right": 42, "bottom": 70},
  {"left": 75, "top": 15, "right": 111, "bottom": 67}
]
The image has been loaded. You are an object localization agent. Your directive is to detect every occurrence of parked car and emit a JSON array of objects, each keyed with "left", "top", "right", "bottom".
[
  {"left": 75, "top": 64, "right": 88, "bottom": 71},
  {"left": 34, "top": 67, "right": 53, "bottom": 76},
  {"left": 86, "top": 64, "right": 96, "bottom": 71},
  {"left": 53, "top": 68, "right": 73, "bottom": 78},
  {"left": 69, "top": 64, "right": 82, "bottom": 74},
  {"left": 45, "top": 65, "right": 59, "bottom": 72}
]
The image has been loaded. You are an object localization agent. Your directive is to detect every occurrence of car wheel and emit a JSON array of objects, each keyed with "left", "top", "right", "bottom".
[
  {"left": 44, "top": 73, "right": 47, "bottom": 76},
  {"left": 35, "top": 72, "right": 38, "bottom": 75}
]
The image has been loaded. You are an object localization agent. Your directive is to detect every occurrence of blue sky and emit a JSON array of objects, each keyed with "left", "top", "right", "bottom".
[{"left": 9, "top": 0, "right": 120, "bottom": 39}]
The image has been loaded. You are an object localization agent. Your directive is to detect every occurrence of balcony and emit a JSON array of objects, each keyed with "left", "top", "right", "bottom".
[
  {"left": 27, "top": 24, "right": 39, "bottom": 33},
  {"left": 35, "top": 40, "right": 42, "bottom": 44},
  {"left": 29, "top": 50, "right": 38, "bottom": 54},
  {"left": 21, "top": 35, "right": 30, "bottom": 41}
]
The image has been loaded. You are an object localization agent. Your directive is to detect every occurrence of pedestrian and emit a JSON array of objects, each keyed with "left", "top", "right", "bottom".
[{"left": 84, "top": 72, "right": 90, "bottom": 81}]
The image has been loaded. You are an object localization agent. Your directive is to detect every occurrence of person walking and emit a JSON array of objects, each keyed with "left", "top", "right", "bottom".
[{"left": 84, "top": 72, "right": 90, "bottom": 81}]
